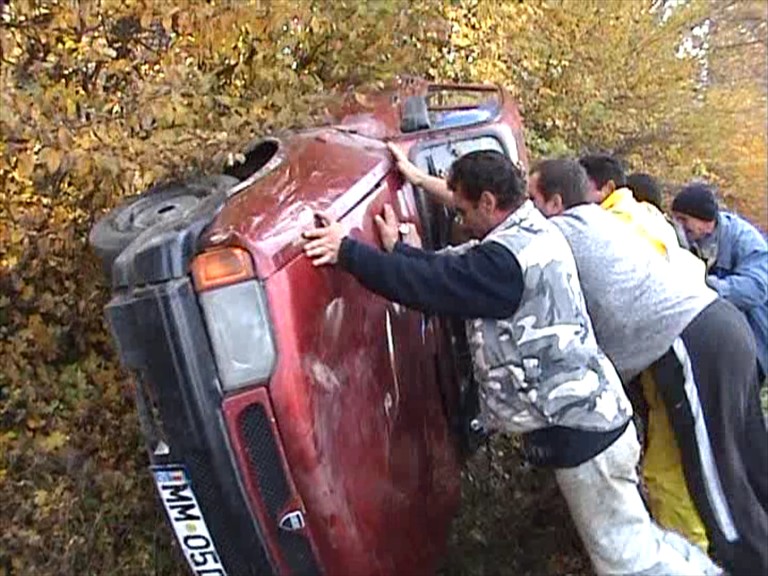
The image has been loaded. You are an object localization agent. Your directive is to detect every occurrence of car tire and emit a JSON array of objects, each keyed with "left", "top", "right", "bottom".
[{"left": 89, "top": 174, "right": 239, "bottom": 271}]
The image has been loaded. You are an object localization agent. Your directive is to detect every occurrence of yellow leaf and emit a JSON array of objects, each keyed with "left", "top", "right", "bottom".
[
  {"left": 16, "top": 151, "right": 35, "bottom": 179},
  {"left": 40, "top": 148, "right": 62, "bottom": 173},
  {"left": 57, "top": 126, "right": 73, "bottom": 148},
  {"left": 39, "top": 431, "right": 68, "bottom": 453},
  {"left": 26, "top": 417, "right": 44, "bottom": 430},
  {"left": 162, "top": 8, "right": 180, "bottom": 31},
  {"left": 34, "top": 489, "right": 49, "bottom": 507},
  {"left": 65, "top": 98, "right": 77, "bottom": 118}
]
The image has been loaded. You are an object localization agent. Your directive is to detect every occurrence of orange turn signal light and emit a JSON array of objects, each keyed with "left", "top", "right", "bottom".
[{"left": 191, "top": 247, "right": 255, "bottom": 292}]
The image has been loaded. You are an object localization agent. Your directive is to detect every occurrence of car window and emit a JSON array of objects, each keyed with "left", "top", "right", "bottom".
[{"left": 413, "top": 135, "right": 510, "bottom": 177}]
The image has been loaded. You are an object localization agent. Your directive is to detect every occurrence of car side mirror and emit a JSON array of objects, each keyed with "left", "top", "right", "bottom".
[{"left": 400, "top": 96, "right": 431, "bottom": 133}]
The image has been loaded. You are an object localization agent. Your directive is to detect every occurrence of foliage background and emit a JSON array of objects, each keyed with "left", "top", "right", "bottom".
[{"left": 1, "top": 0, "right": 765, "bottom": 574}]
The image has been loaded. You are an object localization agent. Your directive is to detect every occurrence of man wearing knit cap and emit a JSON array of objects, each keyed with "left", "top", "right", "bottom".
[{"left": 672, "top": 182, "right": 768, "bottom": 380}]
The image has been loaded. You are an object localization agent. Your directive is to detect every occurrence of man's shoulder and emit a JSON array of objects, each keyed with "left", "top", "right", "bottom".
[
  {"left": 720, "top": 212, "right": 767, "bottom": 250},
  {"left": 436, "top": 239, "right": 479, "bottom": 256},
  {"left": 553, "top": 203, "right": 616, "bottom": 234},
  {"left": 492, "top": 209, "right": 570, "bottom": 247},
  {"left": 721, "top": 211, "right": 754, "bottom": 231}
]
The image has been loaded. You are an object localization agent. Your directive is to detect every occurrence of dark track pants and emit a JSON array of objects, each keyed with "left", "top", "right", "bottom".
[{"left": 652, "top": 298, "right": 768, "bottom": 575}]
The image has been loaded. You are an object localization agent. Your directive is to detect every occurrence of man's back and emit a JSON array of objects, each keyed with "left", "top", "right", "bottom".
[
  {"left": 475, "top": 202, "right": 630, "bottom": 435},
  {"left": 552, "top": 204, "right": 716, "bottom": 381}
]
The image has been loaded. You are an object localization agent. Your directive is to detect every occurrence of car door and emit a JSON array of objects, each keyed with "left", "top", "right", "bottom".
[
  {"left": 261, "top": 172, "right": 461, "bottom": 576},
  {"left": 337, "top": 177, "right": 464, "bottom": 575},
  {"left": 259, "top": 130, "right": 517, "bottom": 575}
]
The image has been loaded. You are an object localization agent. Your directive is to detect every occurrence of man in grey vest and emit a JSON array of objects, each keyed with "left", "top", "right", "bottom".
[
  {"left": 303, "top": 150, "right": 719, "bottom": 575},
  {"left": 528, "top": 158, "right": 767, "bottom": 576}
]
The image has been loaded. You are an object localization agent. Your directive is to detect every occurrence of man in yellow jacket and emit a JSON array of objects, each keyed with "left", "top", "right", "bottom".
[
  {"left": 626, "top": 171, "right": 691, "bottom": 251},
  {"left": 579, "top": 154, "right": 709, "bottom": 550}
]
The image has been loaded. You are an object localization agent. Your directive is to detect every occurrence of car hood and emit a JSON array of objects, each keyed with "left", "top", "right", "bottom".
[{"left": 201, "top": 128, "right": 391, "bottom": 278}]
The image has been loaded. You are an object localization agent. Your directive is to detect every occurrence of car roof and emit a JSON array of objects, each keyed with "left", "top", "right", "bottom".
[{"left": 326, "top": 78, "right": 507, "bottom": 140}]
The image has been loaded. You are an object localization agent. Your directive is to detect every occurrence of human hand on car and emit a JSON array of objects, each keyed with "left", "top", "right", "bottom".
[
  {"left": 303, "top": 213, "right": 346, "bottom": 266},
  {"left": 375, "top": 204, "right": 423, "bottom": 252},
  {"left": 387, "top": 142, "right": 423, "bottom": 186},
  {"left": 375, "top": 204, "right": 400, "bottom": 252}
]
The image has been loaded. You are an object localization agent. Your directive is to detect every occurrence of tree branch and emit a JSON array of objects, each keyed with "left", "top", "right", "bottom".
[
  {"left": 612, "top": 125, "right": 674, "bottom": 156},
  {"left": 711, "top": 39, "right": 767, "bottom": 51}
]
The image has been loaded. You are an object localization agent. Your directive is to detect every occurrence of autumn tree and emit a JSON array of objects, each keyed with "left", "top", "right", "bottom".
[
  {"left": 1, "top": 1, "right": 765, "bottom": 574},
  {"left": 685, "top": 0, "right": 768, "bottom": 224}
]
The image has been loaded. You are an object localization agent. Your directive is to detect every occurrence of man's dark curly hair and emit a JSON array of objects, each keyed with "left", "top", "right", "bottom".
[
  {"left": 579, "top": 153, "right": 627, "bottom": 188},
  {"left": 447, "top": 150, "right": 526, "bottom": 210}
]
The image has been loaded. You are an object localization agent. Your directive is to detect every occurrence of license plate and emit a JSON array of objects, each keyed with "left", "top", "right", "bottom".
[{"left": 152, "top": 465, "right": 228, "bottom": 576}]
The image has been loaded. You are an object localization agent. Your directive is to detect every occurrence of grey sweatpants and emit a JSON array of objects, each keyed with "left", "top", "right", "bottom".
[{"left": 555, "top": 422, "right": 721, "bottom": 576}]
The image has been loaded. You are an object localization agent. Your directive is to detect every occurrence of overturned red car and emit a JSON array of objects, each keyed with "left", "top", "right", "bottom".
[{"left": 90, "top": 78, "right": 528, "bottom": 576}]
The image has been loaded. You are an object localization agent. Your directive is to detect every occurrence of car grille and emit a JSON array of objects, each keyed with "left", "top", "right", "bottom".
[
  {"left": 184, "top": 448, "right": 275, "bottom": 576},
  {"left": 238, "top": 404, "right": 321, "bottom": 576}
]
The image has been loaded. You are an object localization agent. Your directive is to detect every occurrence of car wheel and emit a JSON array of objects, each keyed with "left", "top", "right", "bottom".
[{"left": 89, "top": 174, "right": 239, "bottom": 271}]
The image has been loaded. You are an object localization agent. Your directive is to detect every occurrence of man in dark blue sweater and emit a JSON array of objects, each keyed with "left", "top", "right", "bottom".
[{"left": 302, "top": 150, "right": 719, "bottom": 575}]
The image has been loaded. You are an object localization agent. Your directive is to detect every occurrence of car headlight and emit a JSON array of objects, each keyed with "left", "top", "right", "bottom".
[{"left": 191, "top": 248, "right": 276, "bottom": 391}]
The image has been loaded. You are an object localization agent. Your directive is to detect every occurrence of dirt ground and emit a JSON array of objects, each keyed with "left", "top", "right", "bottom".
[{"left": 440, "top": 436, "right": 593, "bottom": 576}]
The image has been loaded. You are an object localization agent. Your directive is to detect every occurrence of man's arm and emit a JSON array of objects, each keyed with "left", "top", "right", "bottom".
[
  {"left": 388, "top": 142, "right": 453, "bottom": 206},
  {"left": 393, "top": 241, "right": 438, "bottom": 260},
  {"left": 707, "top": 228, "right": 768, "bottom": 310},
  {"left": 392, "top": 240, "right": 479, "bottom": 260},
  {"left": 411, "top": 172, "right": 454, "bottom": 206},
  {"left": 338, "top": 237, "right": 523, "bottom": 319}
]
